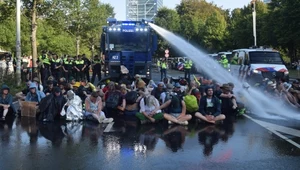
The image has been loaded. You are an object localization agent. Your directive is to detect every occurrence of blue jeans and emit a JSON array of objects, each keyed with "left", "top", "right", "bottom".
[{"left": 161, "top": 69, "right": 166, "bottom": 81}]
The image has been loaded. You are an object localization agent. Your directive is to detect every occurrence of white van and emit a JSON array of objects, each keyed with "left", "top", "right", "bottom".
[{"left": 230, "top": 48, "right": 289, "bottom": 84}]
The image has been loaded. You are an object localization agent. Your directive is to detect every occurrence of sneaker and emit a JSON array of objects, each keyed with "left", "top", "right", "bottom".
[
  {"left": 101, "top": 118, "right": 114, "bottom": 123},
  {"left": 180, "top": 121, "right": 188, "bottom": 126},
  {"left": 168, "top": 121, "right": 174, "bottom": 124}
]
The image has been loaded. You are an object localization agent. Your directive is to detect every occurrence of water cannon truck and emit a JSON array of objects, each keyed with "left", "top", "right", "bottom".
[{"left": 100, "top": 18, "right": 157, "bottom": 82}]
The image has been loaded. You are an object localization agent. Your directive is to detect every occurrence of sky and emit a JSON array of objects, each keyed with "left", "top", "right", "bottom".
[{"left": 101, "top": 0, "right": 251, "bottom": 20}]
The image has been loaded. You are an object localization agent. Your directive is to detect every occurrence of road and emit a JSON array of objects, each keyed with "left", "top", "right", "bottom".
[{"left": 0, "top": 69, "right": 300, "bottom": 170}]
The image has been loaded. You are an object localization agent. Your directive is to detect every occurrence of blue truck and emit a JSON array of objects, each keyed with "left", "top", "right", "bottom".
[{"left": 100, "top": 18, "right": 157, "bottom": 82}]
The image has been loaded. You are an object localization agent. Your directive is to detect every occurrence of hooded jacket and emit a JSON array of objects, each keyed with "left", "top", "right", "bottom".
[
  {"left": 25, "top": 83, "right": 46, "bottom": 103},
  {"left": 0, "top": 84, "right": 16, "bottom": 113}
]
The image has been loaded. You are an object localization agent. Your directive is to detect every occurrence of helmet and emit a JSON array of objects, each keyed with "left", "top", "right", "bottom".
[{"left": 221, "top": 55, "right": 226, "bottom": 59}]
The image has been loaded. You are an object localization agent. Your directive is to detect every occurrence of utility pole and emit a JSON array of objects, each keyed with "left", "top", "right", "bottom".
[
  {"left": 251, "top": 0, "right": 257, "bottom": 47},
  {"left": 16, "top": 0, "right": 21, "bottom": 85}
]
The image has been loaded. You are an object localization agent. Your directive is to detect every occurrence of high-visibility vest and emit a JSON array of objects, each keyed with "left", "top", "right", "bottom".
[
  {"left": 64, "top": 60, "right": 73, "bottom": 65},
  {"left": 157, "top": 60, "right": 161, "bottom": 67},
  {"left": 94, "top": 59, "right": 102, "bottom": 64},
  {"left": 220, "top": 58, "right": 228, "bottom": 68},
  {"left": 161, "top": 62, "right": 167, "bottom": 69},
  {"left": 39, "top": 54, "right": 50, "bottom": 65},
  {"left": 52, "top": 59, "right": 61, "bottom": 63},
  {"left": 75, "top": 60, "right": 85, "bottom": 65},
  {"left": 184, "top": 60, "right": 193, "bottom": 69}
]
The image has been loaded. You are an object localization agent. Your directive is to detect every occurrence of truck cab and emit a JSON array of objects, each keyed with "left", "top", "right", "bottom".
[
  {"left": 230, "top": 48, "right": 289, "bottom": 84},
  {"left": 100, "top": 18, "right": 157, "bottom": 82}
]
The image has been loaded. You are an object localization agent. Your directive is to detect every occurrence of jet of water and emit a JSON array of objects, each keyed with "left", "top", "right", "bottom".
[{"left": 150, "top": 23, "right": 300, "bottom": 120}]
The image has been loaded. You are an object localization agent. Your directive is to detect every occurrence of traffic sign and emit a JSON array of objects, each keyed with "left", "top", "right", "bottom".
[
  {"left": 165, "top": 53, "right": 169, "bottom": 58},
  {"left": 165, "top": 49, "right": 169, "bottom": 54}
]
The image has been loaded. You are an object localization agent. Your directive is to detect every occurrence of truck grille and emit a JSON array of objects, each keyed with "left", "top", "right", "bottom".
[{"left": 262, "top": 72, "right": 284, "bottom": 79}]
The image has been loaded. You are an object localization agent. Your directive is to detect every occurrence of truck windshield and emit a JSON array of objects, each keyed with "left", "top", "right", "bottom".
[
  {"left": 249, "top": 51, "right": 284, "bottom": 64},
  {"left": 108, "top": 32, "right": 148, "bottom": 52}
]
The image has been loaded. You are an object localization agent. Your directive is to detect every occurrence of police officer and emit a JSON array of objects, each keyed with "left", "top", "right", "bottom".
[
  {"left": 91, "top": 55, "right": 102, "bottom": 84},
  {"left": 160, "top": 58, "right": 167, "bottom": 81},
  {"left": 82, "top": 54, "right": 91, "bottom": 82},
  {"left": 51, "top": 54, "right": 62, "bottom": 80},
  {"left": 219, "top": 55, "right": 229, "bottom": 69},
  {"left": 74, "top": 55, "right": 86, "bottom": 81},
  {"left": 63, "top": 55, "right": 73, "bottom": 81},
  {"left": 157, "top": 59, "right": 161, "bottom": 72},
  {"left": 184, "top": 59, "right": 193, "bottom": 81},
  {"left": 38, "top": 51, "right": 51, "bottom": 85}
]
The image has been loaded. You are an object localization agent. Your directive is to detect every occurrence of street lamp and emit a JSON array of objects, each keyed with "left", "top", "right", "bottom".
[{"left": 251, "top": 0, "right": 257, "bottom": 47}]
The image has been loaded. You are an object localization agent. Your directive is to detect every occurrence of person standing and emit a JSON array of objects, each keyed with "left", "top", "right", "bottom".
[
  {"left": 74, "top": 55, "right": 86, "bottom": 81},
  {"left": 157, "top": 59, "right": 161, "bottom": 72},
  {"left": 82, "top": 54, "right": 91, "bottom": 82},
  {"left": 91, "top": 55, "right": 102, "bottom": 84},
  {"left": 160, "top": 58, "right": 167, "bottom": 81},
  {"left": 219, "top": 55, "right": 229, "bottom": 70},
  {"left": 38, "top": 51, "right": 51, "bottom": 85},
  {"left": 51, "top": 54, "right": 62, "bottom": 80},
  {"left": 63, "top": 56, "right": 73, "bottom": 81},
  {"left": 184, "top": 59, "right": 193, "bottom": 81}
]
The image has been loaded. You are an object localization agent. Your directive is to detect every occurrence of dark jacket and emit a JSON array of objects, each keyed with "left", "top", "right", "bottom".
[{"left": 199, "top": 96, "right": 221, "bottom": 117}]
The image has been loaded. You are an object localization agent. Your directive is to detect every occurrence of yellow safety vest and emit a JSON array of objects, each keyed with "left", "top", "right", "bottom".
[
  {"left": 157, "top": 60, "right": 161, "bottom": 67},
  {"left": 94, "top": 59, "right": 102, "bottom": 64},
  {"left": 161, "top": 62, "right": 167, "bottom": 69},
  {"left": 39, "top": 54, "right": 50, "bottom": 65},
  {"left": 64, "top": 60, "right": 73, "bottom": 65},
  {"left": 52, "top": 59, "right": 61, "bottom": 63},
  {"left": 184, "top": 60, "right": 193, "bottom": 69},
  {"left": 75, "top": 60, "right": 85, "bottom": 65}
]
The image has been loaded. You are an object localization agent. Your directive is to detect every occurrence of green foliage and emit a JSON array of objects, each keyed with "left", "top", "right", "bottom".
[{"left": 0, "top": 0, "right": 114, "bottom": 57}]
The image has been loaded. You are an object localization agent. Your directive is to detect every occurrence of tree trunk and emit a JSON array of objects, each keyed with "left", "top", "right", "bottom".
[
  {"left": 76, "top": 37, "right": 80, "bottom": 56},
  {"left": 31, "top": 0, "right": 38, "bottom": 78}
]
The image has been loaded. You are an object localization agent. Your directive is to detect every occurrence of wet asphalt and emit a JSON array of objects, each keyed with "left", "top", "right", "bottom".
[{"left": 0, "top": 69, "right": 300, "bottom": 170}]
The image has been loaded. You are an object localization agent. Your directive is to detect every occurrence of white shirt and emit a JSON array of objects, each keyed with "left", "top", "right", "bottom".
[{"left": 140, "top": 98, "right": 161, "bottom": 115}]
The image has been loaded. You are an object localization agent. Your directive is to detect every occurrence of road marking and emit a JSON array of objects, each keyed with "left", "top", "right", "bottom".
[
  {"left": 104, "top": 122, "right": 114, "bottom": 132},
  {"left": 244, "top": 114, "right": 300, "bottom": 149}
]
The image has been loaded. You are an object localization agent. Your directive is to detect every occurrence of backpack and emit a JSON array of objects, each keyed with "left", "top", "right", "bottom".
[
  {"left": 105, "top": 92, "right": 120, "bottom": 108},
  {"left": 165, "top": 92, "right": 182, "bottom": 111},
  {"left": 184, "top": 95, "right": 199, "bottom": 113},
  {"left": 125, "top": 91, "right": 138, "bottom": 105}
]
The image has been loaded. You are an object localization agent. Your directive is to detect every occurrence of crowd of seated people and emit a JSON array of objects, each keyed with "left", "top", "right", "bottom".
[{"left": 3, "top": 72, "right": 299, "bottom": 124}]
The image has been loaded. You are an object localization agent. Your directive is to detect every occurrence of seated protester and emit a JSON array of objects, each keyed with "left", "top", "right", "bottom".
[
  {"left": 25, "top": 83, "right": 46, "bottom": 103},
  {"left": 85, "top": 92, "right": 113, "bottom": 123},
  {"left": 81, "top": 79, "right": 96, "bottom": 94},
  {"left": 195, "top": 87, "right": 225, "bottom": 124},
  {"left": 152, "top": 84, "right": 192, "bottom": 125},
  {"left": 280, "top": 82, "right": 300, "bottom": 108},
  {"left": 58, "top": 82, "right": 68, "bottom": 96},
  {"left": 264, "top": 81, "right": 278, "bottom": 98},
  {"left": 124, "top": 89, "right": 144, "bottom": 116},
  {"left": 219, "top": 84, "right": 237, "bottom": 117},
  {"left": 151, "top": 82, "right": 166, "bottom": 102},
  {"left": 33, "top": 77, "right": 44, "bottom": 92},
  {"left": 120, "top": 84, "right": 129, "bottom": 95},
  {"left": 44, "top": 80, "right": 54, "bottom": 95},
  {"left": 191, "top": 88, "right": 201, "bottom": 105},
  {"left": 47, "top": 76, "right": 58, "bottom": 87},
  {"left": 16, "top": 80, "right": 31, "bottom": 100},
  {"left": 72, "top": 82, "right": 81, "bottom": 94},
  {"left": 136, "top": 79, "right": 146, "bottom": 91},
  {"left": 186, "top": 81, "right": 198, "bottom": 95},
  {"left": 174, "top": 83, "right": 184, "bottom": 99},
  {"left": 214, "top": 83, "right": 222, "bottom": 98},
  {"left": 0, "top": 85, "right": 16, "bottom": 120},
  {"left": 160, "top": 84, "right": 175, "bottom": 104},
  {"left": 104, "top": 82, "right": 125, "bottom": 118},
  {"left": 38, "top": 87, "right": 66, "bottom": 122},
  {"left": 136, "top": 89, "right": 164, "bottom": 124},
  {"left": 60, "top": 90, "right": 83, "bottom": 121},
  {"left": 219, "top": 84, "right": 238, "bottom": 109},
  {"left": 77, "top": 85, "right": 89, "bottom": 102}
]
